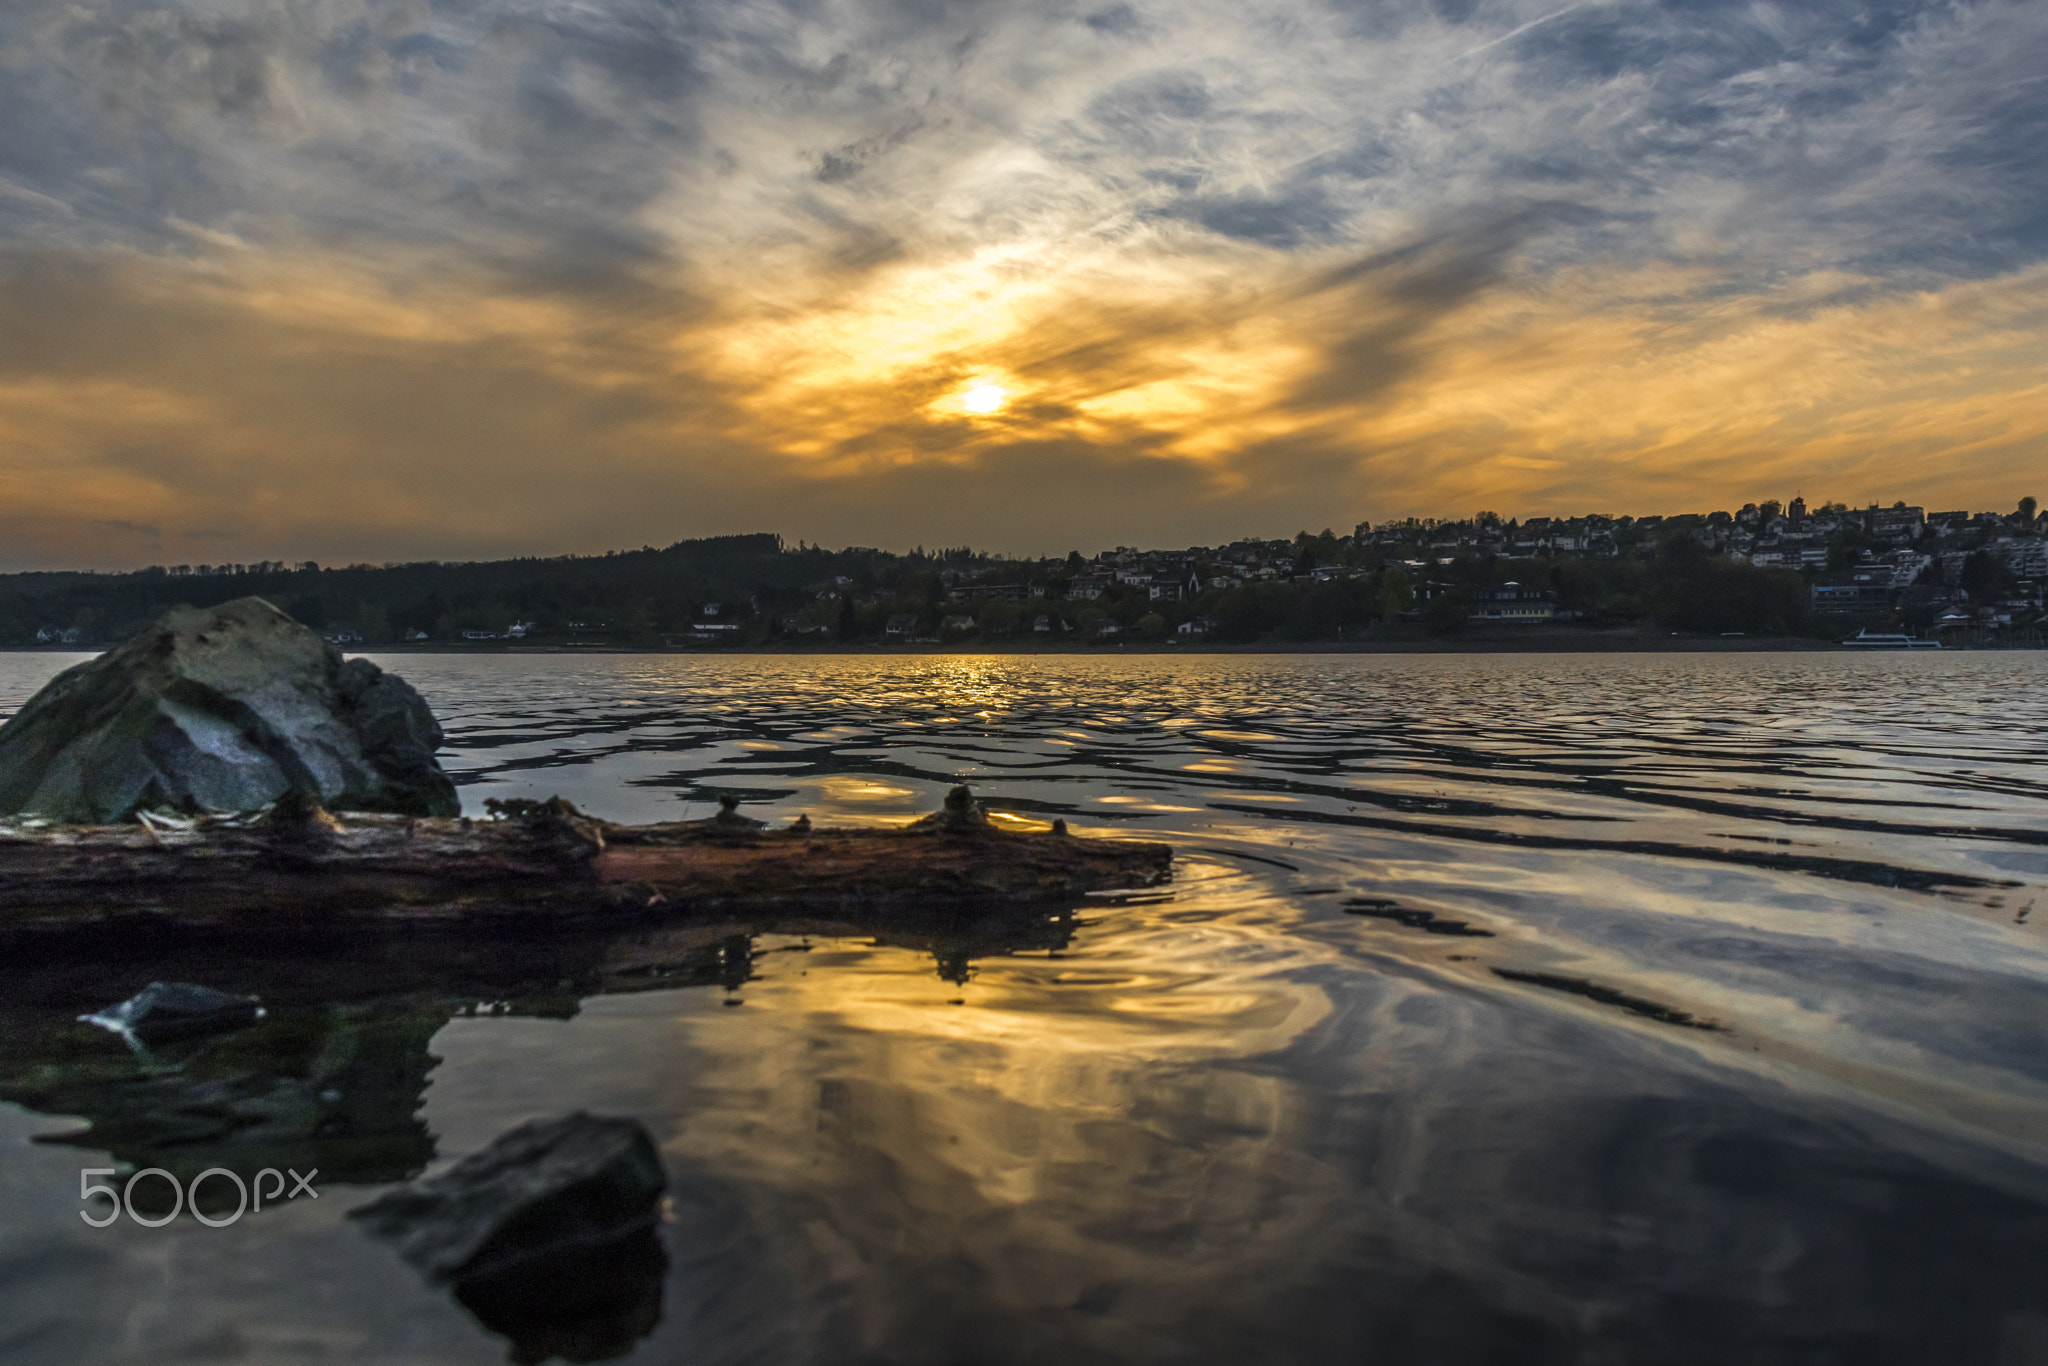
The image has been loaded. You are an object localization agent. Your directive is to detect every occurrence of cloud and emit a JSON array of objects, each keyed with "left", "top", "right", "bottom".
[
  {"left": 4, "top": 238, "right": 2043, "bottom": 570},
  {"left": 0, "top": 0, "right": 2045, "bottom": 565}
]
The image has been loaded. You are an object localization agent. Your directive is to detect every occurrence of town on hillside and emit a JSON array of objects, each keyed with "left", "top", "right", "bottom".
[{"left": 7, "top": 499, "right": 2044, "bottom": 649}]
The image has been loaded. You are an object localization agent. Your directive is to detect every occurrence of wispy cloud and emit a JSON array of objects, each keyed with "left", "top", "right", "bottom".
[
  {"left": 1455, "top": 2, "right": 1591, "bottom": 62},
  {"left": 0, "top": 0, "right": 2044, "bottom": 565}
]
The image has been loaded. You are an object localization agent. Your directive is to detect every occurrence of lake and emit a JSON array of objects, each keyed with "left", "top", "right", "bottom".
[{"left": 3, "top": 651, "right": 2047, "bottom": 1364}]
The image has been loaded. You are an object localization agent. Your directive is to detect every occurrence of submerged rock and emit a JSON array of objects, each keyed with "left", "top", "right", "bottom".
[
  {"left": 351, "top": 1111, "right": 667, "bottom": 1283},
  {"left": 80, "top": 981, "right": 264, "bottom": 1044},
  {"left": 355, "top": 1113, "right": 670, "bottom": 1363},
  {"left": 0, "top": 597, "right": 457, "bottom": 822},
  {"left": 455, "top": 1223, "right": 668, "bottom": 1365}
]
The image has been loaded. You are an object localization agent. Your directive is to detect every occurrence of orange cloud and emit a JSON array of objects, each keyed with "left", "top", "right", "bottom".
[{"left": 1, "top": 236, "right": 2044, "bottom": 570}]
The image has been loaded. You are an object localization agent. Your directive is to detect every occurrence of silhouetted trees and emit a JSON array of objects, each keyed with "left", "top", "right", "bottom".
[{"left": 9, "top": 507, "right": 2040, "bottom": 650}]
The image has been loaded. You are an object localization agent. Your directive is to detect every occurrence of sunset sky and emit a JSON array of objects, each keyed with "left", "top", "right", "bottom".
[{"left": 2, "top": 0, "right": 2044, "bottom": 568}]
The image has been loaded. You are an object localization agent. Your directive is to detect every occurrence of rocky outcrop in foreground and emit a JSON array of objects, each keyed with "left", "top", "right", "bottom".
[
  {"left": 0, "top": 601, "right": 1171, "bottom": 941},
  {"left": 0, "top": 597, "right": 457, "bottom": 822}
]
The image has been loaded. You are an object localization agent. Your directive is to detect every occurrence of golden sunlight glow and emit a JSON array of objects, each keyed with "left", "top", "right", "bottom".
[
  {"left": 961, "top": 383, "right": 1008, "bottom": 414},
  {"left": 687, "top": 235, "right": 1310, "bottom": 466},
  {"left": 11, "top": 241, "right": 2048, "bottom": 566},
  {"left": 675, "top": 210, "right": 2047, "bottom": 506}
]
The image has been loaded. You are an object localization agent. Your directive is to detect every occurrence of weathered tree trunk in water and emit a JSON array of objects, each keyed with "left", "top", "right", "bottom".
[{"left": 0, "top": 788, "right": 1172, "bottom": 941}]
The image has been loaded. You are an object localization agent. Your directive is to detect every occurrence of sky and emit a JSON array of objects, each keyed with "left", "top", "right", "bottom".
[{"left": 2, "top": 0, "right": 2045, "bottom": 568}]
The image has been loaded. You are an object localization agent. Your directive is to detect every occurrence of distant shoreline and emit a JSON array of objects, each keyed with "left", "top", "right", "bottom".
[{"left": 0, "top": 630, "right": 1891, "bottom": 656}]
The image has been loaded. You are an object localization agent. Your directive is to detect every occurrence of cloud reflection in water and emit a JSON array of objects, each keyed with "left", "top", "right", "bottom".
[{"left": 2, "top": 650, "right": 2047, "bottom": 1361}]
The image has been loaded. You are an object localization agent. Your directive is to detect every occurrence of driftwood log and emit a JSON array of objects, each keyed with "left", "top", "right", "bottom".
[{"left": 0, "top": 786, "right": 1172, "bottom": 942}]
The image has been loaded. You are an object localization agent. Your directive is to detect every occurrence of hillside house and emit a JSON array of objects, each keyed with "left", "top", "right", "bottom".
[{"left": 1469, "top": 582, "right": 1557, "bottom": 623}]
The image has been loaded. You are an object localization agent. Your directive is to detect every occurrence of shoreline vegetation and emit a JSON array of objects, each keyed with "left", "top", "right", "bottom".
[
  {"left": 6, "top": 501, "right": 2043, "bottom": 653},
  {"left": 6, "top": 633, "right": 1862, "bottom": 654}
]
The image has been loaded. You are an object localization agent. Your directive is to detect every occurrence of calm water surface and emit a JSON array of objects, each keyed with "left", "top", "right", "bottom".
[{"left": 3, "top": 652, "right": 2047, "bottom": 1364}]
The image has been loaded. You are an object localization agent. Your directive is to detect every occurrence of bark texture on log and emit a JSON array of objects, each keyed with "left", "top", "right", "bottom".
[{"left": 0, "top": 789, "right": 1171, "bottom": 940}]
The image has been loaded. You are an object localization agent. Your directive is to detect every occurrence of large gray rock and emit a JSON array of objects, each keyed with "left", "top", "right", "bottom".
[{"left": 0, "top": 597, "right": 458, "bottom": 821}]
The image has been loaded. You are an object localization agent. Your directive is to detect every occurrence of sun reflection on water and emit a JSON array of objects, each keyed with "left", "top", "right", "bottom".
[{"left": 5, "top": 651, "right": 2048, "bottom": 1362}]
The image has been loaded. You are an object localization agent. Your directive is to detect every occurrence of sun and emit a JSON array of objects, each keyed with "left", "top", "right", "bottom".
[{"left": 960, "top": 383, "right": 1008, "bottom": 415}]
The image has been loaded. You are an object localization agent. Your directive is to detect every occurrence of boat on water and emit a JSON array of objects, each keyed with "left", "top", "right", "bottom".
[{"left": 1840, "top": 629, "right": 1942, "bottom": 650}]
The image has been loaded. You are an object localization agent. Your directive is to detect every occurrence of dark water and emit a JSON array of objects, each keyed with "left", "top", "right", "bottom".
[{"left": 3, "top": 652, "right": 2048, "bottom": 1365}]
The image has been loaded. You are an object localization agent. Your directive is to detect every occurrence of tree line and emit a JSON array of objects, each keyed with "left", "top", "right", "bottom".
[{"left": 0, "top": 529, "right": 1845, "bottom": 647}]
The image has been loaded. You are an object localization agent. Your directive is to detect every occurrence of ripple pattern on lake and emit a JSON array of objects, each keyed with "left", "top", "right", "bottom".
[{"left": 2, "top": 650, "right": 2047, "bottom": 1364}]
